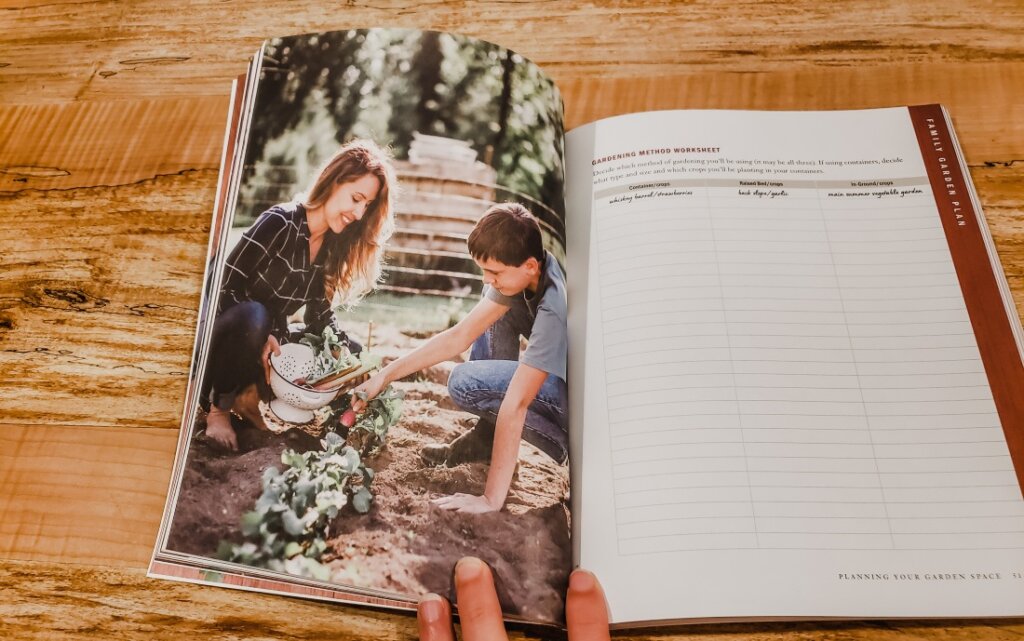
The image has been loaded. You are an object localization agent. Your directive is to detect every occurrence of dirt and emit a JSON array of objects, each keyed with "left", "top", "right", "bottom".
[
  {"left": 167, "top": 424, "right": 324, "bottom": 557},
  {"left": 166, "top": 323, "right": 572, "bottom": 624}
]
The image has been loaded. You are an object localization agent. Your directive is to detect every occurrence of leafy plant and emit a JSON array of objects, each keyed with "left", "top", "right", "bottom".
[
  {"left": 351, "top": 386, "right": 405, "bottom": 456},
  {"left": 324, "top": 385, "right": 405, "bottom": 457},
  {"left": 218, "top": 432, "right": 374, "bottom": 578},
  {"left": 299, "top": 326, "right": 361, "bottom": 384},
  {"left": 221, "top": 328, "right": 407, "bottom": 577}
]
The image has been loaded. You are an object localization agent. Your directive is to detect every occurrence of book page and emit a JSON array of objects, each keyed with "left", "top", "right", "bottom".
[
  {"left": 565, "top": 108, "right": 1024, "bottom": 625},
  {"left": 153, "top": 28, "right": 574, "bottom": 627}
]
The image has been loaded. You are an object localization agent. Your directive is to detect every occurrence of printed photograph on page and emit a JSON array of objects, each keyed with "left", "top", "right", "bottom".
[{"left": 161, "top": 28, "right": 572, "bottom": 623}]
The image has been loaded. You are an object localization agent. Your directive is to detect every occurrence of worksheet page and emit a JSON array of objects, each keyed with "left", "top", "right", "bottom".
[{"left": 564, "top": 108, "right": 1024, "bottom": 625}]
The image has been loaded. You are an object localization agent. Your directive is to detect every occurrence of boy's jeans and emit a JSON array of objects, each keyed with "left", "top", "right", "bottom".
[{"left": 446, "top": 307, "right": 569, "bottom": 463}]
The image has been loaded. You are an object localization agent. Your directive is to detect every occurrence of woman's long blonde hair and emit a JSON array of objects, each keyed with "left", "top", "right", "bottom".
[{"left": 303, "top": 140, "right": 396, "bottom": 306}]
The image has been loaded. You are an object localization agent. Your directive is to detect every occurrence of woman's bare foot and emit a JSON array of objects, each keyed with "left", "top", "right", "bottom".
[
  {"left": 234, "top": 383, "right": 269, "bottom": 431},
  {"left": 205, "top": 405, "right": 238, "bottom": 451}
]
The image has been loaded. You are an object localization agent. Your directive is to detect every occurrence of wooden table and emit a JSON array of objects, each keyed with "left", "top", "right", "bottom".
[{"left": 2, "top": 1, "right": 1023, "bottom": 639}]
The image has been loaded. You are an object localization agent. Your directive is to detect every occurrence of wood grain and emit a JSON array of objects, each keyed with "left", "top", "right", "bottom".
[
  {"left": 2, "top": 560, "right": 1024, "bottom": 640},
  {"left": 0, "top": 423, "right": 176, "bottom": 565},
  {"left": 2, "top": 1, "right": 1024, "bottom": 639},
  {"left": 0, "top": 559, "right": 414, "bottom": 641},
  {"left": 0, "top": 97, "right": 228, "bottom": 192},
  {"left": 0, "top": 168, "right": 212, "bottom": 429},
  {"left": 3, "top": 1, "right": 1024, "bottom": 103},
  {"left": 561, "top": 62, "right": 1024, "bottom": 150}
]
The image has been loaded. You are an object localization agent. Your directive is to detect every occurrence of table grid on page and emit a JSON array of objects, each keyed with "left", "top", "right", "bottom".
[{"left": 592, "top": 176, "right": 1024, "bottom": 556}]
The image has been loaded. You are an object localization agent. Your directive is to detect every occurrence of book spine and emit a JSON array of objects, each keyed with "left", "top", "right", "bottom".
[{"left": 908, "top": 104, "right": 1024, "bottom": 494}]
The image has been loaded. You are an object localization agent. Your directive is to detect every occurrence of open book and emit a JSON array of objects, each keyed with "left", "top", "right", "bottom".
[{"left": 151, "top": 28, "right": 1024, "bottom": 629}]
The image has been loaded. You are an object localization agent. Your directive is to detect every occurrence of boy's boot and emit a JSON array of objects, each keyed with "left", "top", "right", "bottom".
[{"left": 421, "top": 417, "right": 496, "bottom": 467}]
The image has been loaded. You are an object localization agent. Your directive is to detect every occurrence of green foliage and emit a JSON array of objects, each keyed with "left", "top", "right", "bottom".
[
  {"left": 236, "top": 28, "right": 565, "bottom": 229},
  {"left": 245, "top": 30, "right": 372, "bottom": 172},
  {"left": 220, "top": 337, "right": 406, "bottom": 578},
  {"left": 298, "top": 325, "right": 389, "bottom": 389},
  {"left": 218, "top": 433, "right": 374, "bottom": 578},
  {"left": 299, "top": 326, "right": 361, "bottom": 384},
  {"left": 322, "top": 383, "right": 404, "bottom": 457},
  {"left": 352, "top": 386, "right": 405, "bottom": 456}
]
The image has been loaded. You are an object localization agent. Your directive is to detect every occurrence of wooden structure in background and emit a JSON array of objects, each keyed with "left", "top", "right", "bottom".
[{"left": 387, "top": 134, "right": 496, "bottom": 297}]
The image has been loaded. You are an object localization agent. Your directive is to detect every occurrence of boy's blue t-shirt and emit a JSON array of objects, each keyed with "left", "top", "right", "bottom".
[{"left": 483, "top": 250, "right": 568, "bottom": 382}]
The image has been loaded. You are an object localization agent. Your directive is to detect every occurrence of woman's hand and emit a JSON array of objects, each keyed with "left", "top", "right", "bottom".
[
  {"left": 417, "top": 557, "right": 610, "bottom": 641},
  {"left": 262, "top": 334, "right": 281, "bottom": 384}
]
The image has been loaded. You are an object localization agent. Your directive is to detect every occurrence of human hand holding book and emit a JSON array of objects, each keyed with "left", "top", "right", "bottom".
[{"left": 417, "top": 557, "right": 610, "bottom": 641}]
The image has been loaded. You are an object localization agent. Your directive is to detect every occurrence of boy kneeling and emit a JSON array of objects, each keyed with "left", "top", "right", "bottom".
[{"left": 353, "top": 203, "right": 568, "bottom": 513}]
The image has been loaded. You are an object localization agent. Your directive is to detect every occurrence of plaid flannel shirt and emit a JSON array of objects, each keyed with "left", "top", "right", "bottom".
[{"left": 218, "top": 202, "right": 335, "bottom": 338}]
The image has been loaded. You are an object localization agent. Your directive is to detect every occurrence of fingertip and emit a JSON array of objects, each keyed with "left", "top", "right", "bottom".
[
  {"left": 455, "top": 556, "right": 488, "bottom": 584},
  {"left": 417, "top": 593, "right": 454, "bottom": 641},
  {"left": 417, "top": 592, "right": 448, "bottom": 623},
  {"left": 566, "top": 569, "right": 611, "bottom": 640},
  {"left": 568, "top": 569, "right": 597, "bottom": 593},
  {"left": 451, "top": 557, "right": 505, "bottom": 640}
]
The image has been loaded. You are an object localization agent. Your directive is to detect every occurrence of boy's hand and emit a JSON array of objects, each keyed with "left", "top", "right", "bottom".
[
  {"left": 417, "top": 557, "right": 610, "bottom": 640},
  {"left": 431, "top": 493, "right": 501, "bottom": 514},
  {"left": 351, "top": 371, "right": 387, "bottom": 413}
]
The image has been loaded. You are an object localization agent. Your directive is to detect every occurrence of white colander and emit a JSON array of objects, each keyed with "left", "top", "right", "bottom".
[{"left": 268, "top": 343, "right": 339, "bottom": 423}]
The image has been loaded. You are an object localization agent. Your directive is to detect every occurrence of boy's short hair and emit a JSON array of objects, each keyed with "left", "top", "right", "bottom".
[{"left": 467, "top": 203, "right": 545, "bottom": 266}]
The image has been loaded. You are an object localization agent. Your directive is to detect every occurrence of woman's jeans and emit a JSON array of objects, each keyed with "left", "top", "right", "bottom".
[{"left": 200, "top": 301, "right": 360, "bottom": 413}]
